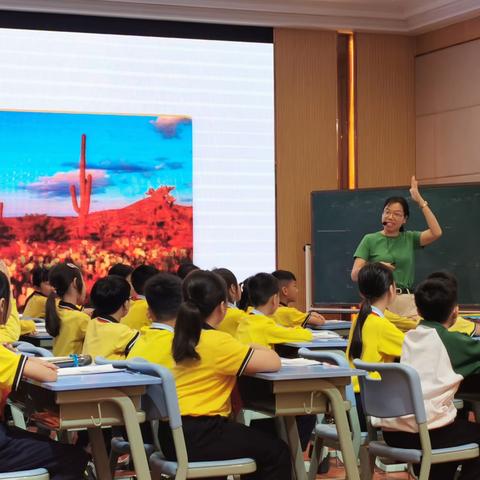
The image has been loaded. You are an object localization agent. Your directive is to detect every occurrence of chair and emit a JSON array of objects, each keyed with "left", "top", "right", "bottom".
[
  {"left": 122, "top": 359, "right": 257, "bottom": 480},
  {"left": 298, "top": 348, "right": 371, "bottom": 480},
  {"left": 0, "top": 470, "right": 49, "bottom": 480},
  {"left": 353, "top": 360, "right": 480, "bottom": 480}
]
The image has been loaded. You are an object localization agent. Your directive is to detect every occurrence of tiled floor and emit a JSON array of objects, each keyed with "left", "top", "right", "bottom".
[{"left": 316, "top": 457, "right": 410, "bottom": 479}]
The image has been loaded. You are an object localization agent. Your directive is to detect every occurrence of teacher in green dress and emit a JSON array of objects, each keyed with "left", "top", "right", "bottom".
[{"left": 351, "top": 176, "right": 443, "bottom": 319}]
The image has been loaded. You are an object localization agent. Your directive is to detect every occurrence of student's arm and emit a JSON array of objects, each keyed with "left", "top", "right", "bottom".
[
  {"left": 265, "top": 321, "right": 313, "bottom": 344},
  {"left": 409, "top": 176, "right": 442, "bottom": 246},
  {"left": 378, "top": 320, "right": 405, "bottom": 357},
  {"left": 243, "top": 348, "right": 281, "bottom": 374},
  {"left": 23, "top": 357, "right": 58, "bottom": 383},
  {"left": 307, "top": 311, "right": 326, "bottom": 326}
]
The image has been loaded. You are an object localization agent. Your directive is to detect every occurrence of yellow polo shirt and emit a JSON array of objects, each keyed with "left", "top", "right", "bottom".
[
  {"left": 271, "top": 305, "right": 309, "bottom": 328},
  {"left": 347, "top": 309, "right": 404, "bottom": 392},
  {"left": 217, "top": 306, "right": 248, "bottom": 337},
  {"left": 0, "top": 298, "right": 21, "bottom": 343},
  {"left": 0, "top": 345, "right": 27, "bottom": 419},
  {"left": 173, "top": 326, "right": 253, "bottom": 417},
  {"left": 236, "top": 309, "right": 313, "bottom": 348},
  {"left": 52, "top": 301, "right": 90, "bottom": 356},
  {"left": 449, "top": 316, "right": 476, "bottom": 336},
  {"left": 127, "top": 323, "right": 175, "bottom": 369},
  {"left": 121, "top": 298, "right": 150, "bottom": 331},
  {"left": 22, "top": 292, "right": 47, "bottom": 319},
  {"left": 82, "top": 315, "right": 139, "bottom": 360}
]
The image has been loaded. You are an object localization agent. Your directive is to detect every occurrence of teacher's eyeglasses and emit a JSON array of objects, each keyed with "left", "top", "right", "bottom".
[{"left": 383, "top": 209, "right": 404, "bottom": 219}]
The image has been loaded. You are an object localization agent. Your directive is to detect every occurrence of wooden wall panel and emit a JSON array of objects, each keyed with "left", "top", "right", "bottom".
[
  {"left": 356, "top": 33, "right": 416, "bottom": 188},
  {"left": 274, "top": 28, "right": 338, "bottom": 310},
  {"left": 416, "top": 15, "right": 480, "bottom": 56}
]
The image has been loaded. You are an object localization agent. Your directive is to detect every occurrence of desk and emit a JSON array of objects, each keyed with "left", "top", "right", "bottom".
[
  {"left": 12, "top": 371, "right": 161, "bottom": 480},
  {"left": 276, "top": 338, "right": 348, "bottom": 358},
  {"left": 20, "top": 333, "right": 53, "bottom": 349},
  {"left": 239, "top": 364, "right": 365, "bottom": 480},
  {"left": 310, "top": 320, "right": 352, "bottom": 337},
  {"left": 311, "top": 308, "right": 359, "bottom": 314}
]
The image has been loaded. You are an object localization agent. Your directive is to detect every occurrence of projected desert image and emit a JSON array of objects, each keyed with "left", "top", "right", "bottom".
[{"left": 0, "top": 111, "right": 193, "bottom": 305}]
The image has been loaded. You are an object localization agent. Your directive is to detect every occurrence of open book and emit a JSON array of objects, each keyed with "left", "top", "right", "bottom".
[{"left": 57, "top": 364, "right": 123, "bottom": 376}]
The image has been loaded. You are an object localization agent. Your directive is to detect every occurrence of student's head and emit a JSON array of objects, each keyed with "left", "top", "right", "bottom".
[
  {"left": 427, "top": 271, "right": 458, "bottom": 291},
  {"left": 382, "top": 196, "right": 409, "bottom": 234},
  {"left": 45, "top": 263, "right": 85, "bottom": 337},
  {"left": 348, "top": 262, "right": 396, "bottom": 360},
  {"left": 239, "top": 273, "right": 279, "bottom": 315},
  {"left": 131, "top": 265, "right": 159, "bottom": 296},
  {"left": 172, "top": 270, "right": 227, "bottom": 363},
  {"left": 177, "top": 262, "right": 200, "bottom": 280},
  {"left": 90, "top": 275, "right": 131, "bottom": 319},
  {"left": 212, "top": 268, "right": 240, "bottom": 304},
  {"left": 0, "top": 271, "right": 11, "bottom": 325},
  {"left": 415, "top": 277, "right": 458, "bottom": 325},
  {"left": 145, "top": 272, "right": 182, "bottom": 323},
  {"left": 272, "top": 270, "right": 298, "bottom": 303},
  {"left": 31, "top": 266, "right": 54, "bottom": 296},
  {"left": 108, "top": 263, "right": 133, "bottom": 281}
]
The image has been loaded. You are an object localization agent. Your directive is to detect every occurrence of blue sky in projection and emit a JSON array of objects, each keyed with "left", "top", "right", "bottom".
[{"left": 0, "top": 111, "right": 192, "bottom": 216}]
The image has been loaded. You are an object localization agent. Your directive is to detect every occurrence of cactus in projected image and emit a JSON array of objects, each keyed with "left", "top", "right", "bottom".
[
  {"left": 0, "top": 202, "right": 3, "bottom": 221},
  {"left": 70, "top": 134, "right": 92, "bottom": 237}
]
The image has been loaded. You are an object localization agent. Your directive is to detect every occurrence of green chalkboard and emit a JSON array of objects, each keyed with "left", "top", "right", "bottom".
[{"left": 311, "top": 184, "right": 480, "bottom": 306}]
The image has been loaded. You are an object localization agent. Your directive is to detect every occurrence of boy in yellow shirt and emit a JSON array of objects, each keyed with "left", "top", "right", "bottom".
[
  {"left": 83, "top": 276, "right": 139, "bottom": 360},
  {"left": 121, "top": 264, "right": 159, "bottom": 330},
  {"left": 23, "top": 266, "right": 54, "bottom": 319},
  {"left": 271, "top": 270, "right": 326, "bottom": 328},
  {"left": 213, "top": 268, "right": 248, "bottom": 337},
  {"left": 236, "top": 272, "right": 313, "bottom": 348},
  {"left": 127, "top": 272, "right": 182, "bottom": 368}
]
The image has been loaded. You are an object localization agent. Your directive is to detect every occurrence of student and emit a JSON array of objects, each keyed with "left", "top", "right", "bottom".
[
  {"left": 213, "top": 268, "right": 247, "bottom": 337},
  {"left": 236, "top": 273, "right": 313, "bottom": 348},
  {"left": 176, "top": 262, "right": 199, "bottom": 280},
  {"left": 45, "top": 263, "right": 90, "bottom": 357},
  {"left": 23, "top": 266, "right": 54, "bottom": 319},
  {"left": 427, "top": 271, "right": 480, "bottom": 336},
  {"left": 0, "top": 271, "right": 88, "bottom": 479},
  {"left": 127, "top": 272, "right": 182, "bottom": 367},
  {"left": 271, "top": 270, "right": 326, "bottom": 327},
  {"left": 82, "top": 276, "right": 139, "bottom": 360},
  {"left": 121, "top": 264, "right": 159, "bottom": 330},
  {"left": 157, "top": 270, "right": 291, "bottom": 480},
  {"left": 380, "top": 276, "right": 480, "bottom": 480},
  {"left": 346, "top": 262, "right": 404, "bottom": 429},
  {"left": 108, "top": 263, "right": 134, "bottom": 297}
]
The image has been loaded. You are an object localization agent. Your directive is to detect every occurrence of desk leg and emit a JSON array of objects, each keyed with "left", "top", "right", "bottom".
[
  {"left": 88, "top": 427, "right": 112, "bottom": 480},
  {"left": 282, "top": 416, "right": 307, "bottom": 480},
  {"left": 323, "top": 387, "right": 360, "bottom": 480},
  {"left": 111, "top": 396, "right": 151, "bottom": 480}
]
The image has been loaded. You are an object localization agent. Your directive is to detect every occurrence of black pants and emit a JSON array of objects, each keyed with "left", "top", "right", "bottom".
[
  {"left": 354, "top": 392, "right": 368, "bottom": 432},
  {"left": 383, "top": 419, "right": 480, "bottom": 480},
  {"left": 158, "top": 415, "right": 292, "bottom": 480},
  {"left": 0, "top": 425, "right": 88, "bottom": 480}
]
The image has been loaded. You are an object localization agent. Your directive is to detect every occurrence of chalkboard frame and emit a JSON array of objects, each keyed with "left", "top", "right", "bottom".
[{"left": 311, "top": 182, "right": 480, "bottom": 308}]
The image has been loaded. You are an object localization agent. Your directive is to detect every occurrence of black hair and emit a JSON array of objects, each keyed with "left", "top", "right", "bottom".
[
  {"left": 272, "top": 270, "right": 297, "bottom": 283},
  {"left": 415, "top": 278, "right": 457, "bottom": 324},
  {"left": 427, "top": 271, "right": 458, "bottom": 291},
  {"left": 172, "top": 270, "right": 226, "bottom": 363},
  {"left": 349, "top": 262, "right": 394, "bottom": 360},
  {"left": 383, "top": 196, "right": 410, "bottom": 232},
  {"left": 45, "top": 263, "right": 84, "bottom": 337},
  {"left": 0, "top": 271, "right": 11, "bottom": 325},
  {"left": 177, "top": 262, "right": 200, "bottom": 280},
  {"left": 145, "top": 272, "right": 183, "bottom": 322},
  {"left": 131, "top": 265, "right": 159, "bottom": 296},
  {"left": 108, "top": 263, "right": 133, "bottom": 279},
  {"left": 90, "top": 275, "right": 130, "bottom": 318},
  {"left": 238, "top": 273, "right": 279, "bottom": 311},
  {"left": 212, "top": 268, "right": 238, "bottom": 303},
  {"left": 31, "top": 266, "right": 50, "bottom": 288}
]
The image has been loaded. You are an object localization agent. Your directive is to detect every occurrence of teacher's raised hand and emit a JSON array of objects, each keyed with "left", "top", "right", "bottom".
[{"left": 409, "top": 176, "right": 424, "bottom": 205}]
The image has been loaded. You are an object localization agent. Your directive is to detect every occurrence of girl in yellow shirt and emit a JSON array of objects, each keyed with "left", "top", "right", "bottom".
[
  {"left": 159, "top": 270, "right": 292, "bottom": 480},
  {"left": 45, "top": 263, "right": 90, "bottom": 356},
  {"left": 347, "top": 262, "right": 404, "bottom": 430},
  {"left": 23, "top": 266, "right": 53, "bottom": 319}
]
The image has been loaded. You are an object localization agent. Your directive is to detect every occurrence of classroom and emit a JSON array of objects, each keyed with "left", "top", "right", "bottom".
[{"left": 0, "top": 1, "right": 479, "bottom": 479}]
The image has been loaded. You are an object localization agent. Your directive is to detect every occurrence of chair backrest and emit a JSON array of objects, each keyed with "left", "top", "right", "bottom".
[
  {"left": 353, "top": 360, "right": 427, "bottom": 424},
  {"left": 13, "top": 341, "right": 53, "bottom": 358},
  {"left": 298, "top": 348, "right": 356, "bottom": 406}
]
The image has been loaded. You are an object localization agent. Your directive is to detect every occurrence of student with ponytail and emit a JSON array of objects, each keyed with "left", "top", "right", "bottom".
[
  {"left": 160, "top": 270, "right": 291, "bottom": 480},
  {"left": 346, "top": 262, "right": 404, "bottom": 429},
  {"left": 45, "top": 263, "right": 90, "bottom": 356}
]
